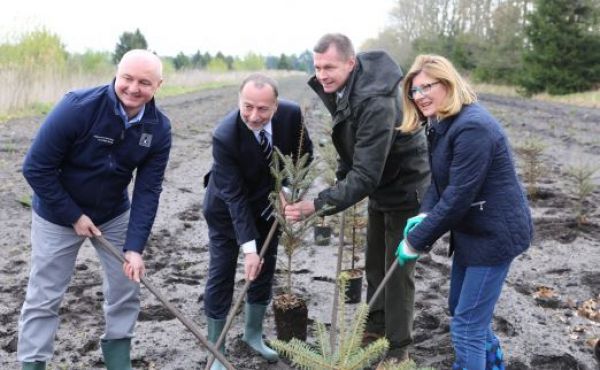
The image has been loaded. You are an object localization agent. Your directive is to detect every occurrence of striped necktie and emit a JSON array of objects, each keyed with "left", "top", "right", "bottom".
[
  {"left": 259, "top": 129, "right": 272, "bottom": 163},
  {"left": 259, "top": 129, "right": 274, "bottom": 220}
]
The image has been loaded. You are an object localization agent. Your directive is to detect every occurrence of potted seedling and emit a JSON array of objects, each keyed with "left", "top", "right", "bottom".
[
  {"left": 270, "top": 146, "right": 320, "bottom": 341},
  {"left": 342, "top": 202, "right": 366, "bottom": 304},
  {"left": 272, "top": 272, "right": 436, "bottom": 369},
  {"left": 313, "top": 127, "right": 338, "bottom": 246},
  {"left": 314, "top": 216, "right": 332, "bottom": 246}
]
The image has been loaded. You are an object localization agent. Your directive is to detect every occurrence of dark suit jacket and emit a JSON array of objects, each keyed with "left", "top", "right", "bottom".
[{"left": 203, "top": 99, "right": 313, "bottom": 245}]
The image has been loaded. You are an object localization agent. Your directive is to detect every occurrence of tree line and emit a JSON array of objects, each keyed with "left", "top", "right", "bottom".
[
  {"left": 363, "top": 0, "right": 600, "bottom": 95},
  {"left": 0, "top": 28, "right": 314, "bottom": 79},
  {"left": 113, "top": 28, "right": 315, "bottom": 73},
  {"left": 2, "top": 0, "right": 598, "bottom": 96}
]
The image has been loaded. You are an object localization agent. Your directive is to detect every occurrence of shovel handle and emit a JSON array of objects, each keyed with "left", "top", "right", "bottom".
[
  {"left": 94, "top": 236, "right": 235, "bottom": 370},
  {"left": 367, "top": 260, "right": 399, "bottom": 310},
  {"left": 329, "top": 211, "right": 345, "bottom": 351}
]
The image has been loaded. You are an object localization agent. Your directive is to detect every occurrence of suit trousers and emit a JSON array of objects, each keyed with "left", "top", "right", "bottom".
[
  {"left": 365, "top": 206, "right": 418, "bottom": 357},
  {"left": 18, "top": 210, "right": 139, "bottom": 362},
  {"left": 204, "top": 218, "right": 279, "bottom": 319}
]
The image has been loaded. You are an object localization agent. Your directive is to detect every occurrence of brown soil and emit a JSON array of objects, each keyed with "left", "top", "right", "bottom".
[
  {"left": 0, "top": 76, "right": 599, "bottom": 369},
  {"left": 273, "top": 296, "right": 308, "bottom": 342}
]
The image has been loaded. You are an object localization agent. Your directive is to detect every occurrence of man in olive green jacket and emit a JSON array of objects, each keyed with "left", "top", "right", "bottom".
[{"left": 285, "top": 33, "right": 430, "bottom": 364}]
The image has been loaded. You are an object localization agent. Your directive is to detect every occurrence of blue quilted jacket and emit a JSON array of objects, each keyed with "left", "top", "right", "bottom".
[{"left": 407, "top": 103, "right": 532, "bottom": 266}]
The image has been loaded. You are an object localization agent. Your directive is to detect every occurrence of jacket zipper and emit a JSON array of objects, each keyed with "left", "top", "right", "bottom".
[{"left": 470, "top": 200, "right": 486, "bottom": 210}]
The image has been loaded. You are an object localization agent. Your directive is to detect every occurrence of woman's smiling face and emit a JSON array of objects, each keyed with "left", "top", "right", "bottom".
[{"left": 410, "top": 71, "right": 447, "bottom": 118}]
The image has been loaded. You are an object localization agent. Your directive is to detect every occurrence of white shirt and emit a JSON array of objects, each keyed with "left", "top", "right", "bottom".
[
  {"left": 242, "top": 121, "right": 273, "bottom": 254},
  {"left": 252, "top": 121, "right": 273, "bottom": 145}
]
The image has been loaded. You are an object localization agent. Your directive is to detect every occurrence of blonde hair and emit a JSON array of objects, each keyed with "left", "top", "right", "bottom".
[{"left": 399, "top": 54, "right": 476, "bottom": 133}]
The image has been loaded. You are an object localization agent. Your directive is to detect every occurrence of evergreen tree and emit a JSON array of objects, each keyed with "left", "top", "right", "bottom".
[
  {"left": 224, "top": 55, "right": 234, "bottom": 70},
  {"left": 113, "top": 28, "right": 148, "bottom": 64},
  {"left": 191, "top": 50, "right": 207, "bottom": 68},
  {"left": 277, "top": 53, "right": 293, "bottom": 70},
  {"left": 521, "top": 0, "right": 600, "bottom": 95},
  {"left": 203, "top": 51, "right": 212, "bottom": 65},
  {"left": 265, "top": 55, "right": 279, "bottom": 69},
  {"left": 296, "top": 50, "right": 314, "bottom": 73},
  {"left": 214, "top": 51, "right": 232, "bottom": 70},
  {"left": 173, "top": 52, "right": 190, "bottom": 70}
]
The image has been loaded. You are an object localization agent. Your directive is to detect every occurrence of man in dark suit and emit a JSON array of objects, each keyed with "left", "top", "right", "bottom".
[{"left": 202, "top": 74, "right": 312, "bottom": 369}]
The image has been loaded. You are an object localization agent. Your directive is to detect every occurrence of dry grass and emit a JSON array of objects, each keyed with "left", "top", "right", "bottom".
[
  {"left": 6, "top": 67, "right": 595, "bottom": 123},
  {"left": 0, "top": 68, "right": 112, "bottom": 121},
  {"left": 534, "top": 89, "right": 600, "bottom": 109},
  {"left": 472, "top": 82, "right": 600, "bottom": 109},
  {"left": 471, "top": 82, "right": 521, "bottom": 98},
  {"left": 0, "top": 68, "right": 305, "bottom": 122},
  {"left": 158, "top": 69, "right": 304, "bottom": 98}
]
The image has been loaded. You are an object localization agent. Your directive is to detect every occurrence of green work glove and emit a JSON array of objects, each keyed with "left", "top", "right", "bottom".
[
  {"left": 403, "top": 214, "right": 426, "bottom": 238},
  {"left": 395, "top": 240, "right": 419, "bottom": 266}
]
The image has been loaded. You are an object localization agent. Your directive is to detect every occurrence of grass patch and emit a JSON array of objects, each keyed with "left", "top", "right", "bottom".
[
  {"left": 0, "top": 102, "right": 54, "bottom": 123},
  {"left": 471, "top": 83, "right": 521, "bottom": 98},
  {"left": 16, "top": 194, "right": 32, "bottom": 208},
  {"left": 0, "top": 69, "right": 303, "bottom": 123},
  {"left": 156, "top": 81, "right": 237, "bottom": 98},
  {"left": 472, "top": 82, "right": 600, "bottom": 109},
  {"left": 534, "top": 89, "right": 600, "bottom": 109}
]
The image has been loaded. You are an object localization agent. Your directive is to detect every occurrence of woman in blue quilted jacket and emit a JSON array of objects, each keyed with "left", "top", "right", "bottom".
[{"left": 395, "top": 54, "right": 533, "bottom": 370}]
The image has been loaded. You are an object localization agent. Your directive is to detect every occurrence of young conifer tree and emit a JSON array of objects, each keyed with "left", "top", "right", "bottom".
[
  {"left": 271, "top": 272, "right": 389, "bottom": 370},
  {"left": 269, "top": 146, "right": 319, "bottom": 296}
]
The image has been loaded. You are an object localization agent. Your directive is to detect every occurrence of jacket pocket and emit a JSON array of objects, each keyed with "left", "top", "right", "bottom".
[
  {"left": 456, "top": 200, "right": 495, "bottom": 235},
  {"left": 470, "top": 200, "right": 486, "bottom": 211}
]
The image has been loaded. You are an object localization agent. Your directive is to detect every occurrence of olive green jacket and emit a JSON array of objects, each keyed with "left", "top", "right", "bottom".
[{"left": 309, "top": 50, "right": 430, "bottom": 214}]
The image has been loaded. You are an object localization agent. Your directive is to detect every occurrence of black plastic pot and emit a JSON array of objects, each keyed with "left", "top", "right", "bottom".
[
  {"left": 314, "top": 225, "right": 332, "bottom": 246},
  {"left": 342, "top": 268, "right": 363, "bottom": 304},
  {"left": 273, "top": 294, "right": 308, "bottom": 341}
]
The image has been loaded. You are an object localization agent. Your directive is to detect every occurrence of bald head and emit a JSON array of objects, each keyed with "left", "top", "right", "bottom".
[
  {"left": 118, "top": 49, "right": 163, "bottom": 81},
  {"left": 115, "top": 49, "right": 163, "bottom": 117}
]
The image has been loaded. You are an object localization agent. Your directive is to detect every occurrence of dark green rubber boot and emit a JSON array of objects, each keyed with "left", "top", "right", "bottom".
[
  {"left": 101, "top": 338, "right": 132, "bottom": 370},
  {"left": 242, "top": 303, "right": 278, "bottom": 363},
  {"left": 22, "top": 362, "right": 46, "bottom": 370},
  {"left": 207, "top": 317, "right": 227, "bottom": 370}
]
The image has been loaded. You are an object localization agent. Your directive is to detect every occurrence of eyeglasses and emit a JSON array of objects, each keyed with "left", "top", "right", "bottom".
[{"left": 408, "top": 81, "right": 441, "bottom": 100}]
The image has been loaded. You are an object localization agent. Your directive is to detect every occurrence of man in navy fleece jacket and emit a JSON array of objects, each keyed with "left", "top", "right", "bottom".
[{"left": 18, "top": 49, "right": 171, "bottom": 370}]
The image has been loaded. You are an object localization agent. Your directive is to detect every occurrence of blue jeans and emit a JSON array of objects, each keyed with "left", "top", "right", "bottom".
[{"left": 448, "top": 259, "right": 511, "bottom": 370}]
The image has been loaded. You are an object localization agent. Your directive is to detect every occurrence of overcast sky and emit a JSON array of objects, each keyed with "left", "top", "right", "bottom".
[{"left": 1, "top": 0, "right": 395, "bottom": 57}]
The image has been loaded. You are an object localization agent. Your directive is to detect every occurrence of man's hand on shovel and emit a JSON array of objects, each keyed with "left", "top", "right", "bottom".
[
  {"left": 123, "top": 251, "right": 145, "bottom": 283},
  {"left": 244, "top": 252, "right": 263, "bottom": 281}
]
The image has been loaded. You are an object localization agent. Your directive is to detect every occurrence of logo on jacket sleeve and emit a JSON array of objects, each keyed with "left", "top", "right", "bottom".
[{"left": 139, "top": 133, "right": 153, "bottom": 147}]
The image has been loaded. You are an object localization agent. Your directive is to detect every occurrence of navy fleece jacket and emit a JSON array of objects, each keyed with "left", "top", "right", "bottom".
[{"left": 22, "top": 82, "right": 171, "bottom": 253}]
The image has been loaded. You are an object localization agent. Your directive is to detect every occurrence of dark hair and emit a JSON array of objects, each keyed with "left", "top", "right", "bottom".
[
  {"left": 313, "top": 33, "right": 355, "bottom": 60},
  {"left": 239, "top": 73, "right": 279, "bottom": 98}
]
